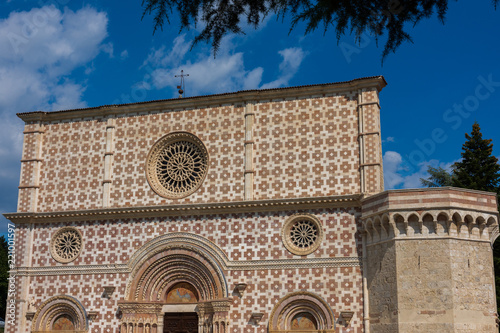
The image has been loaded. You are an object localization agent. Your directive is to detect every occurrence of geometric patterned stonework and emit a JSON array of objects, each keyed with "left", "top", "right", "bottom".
[
  {"left": 5, "top": 77, "right": 499, "bottom": 333},
  {"left": 18, "top": 79, "right": 386, "bottom": 214}
]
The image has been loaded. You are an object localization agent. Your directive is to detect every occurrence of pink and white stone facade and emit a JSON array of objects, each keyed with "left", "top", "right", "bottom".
[{"left": 5, "top": 76, "right": 498, "bottom": 333}]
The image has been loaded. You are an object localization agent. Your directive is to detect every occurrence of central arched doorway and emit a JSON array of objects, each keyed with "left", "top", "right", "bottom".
[
  {"left": 163, "top": 283, "right": 199, "bottom": 333},
  {"left": 163, "top": 313, "right": 199, "bottom": 333},
  {"left": 119, "top": 234, "right": 231, "bottom": 333}
]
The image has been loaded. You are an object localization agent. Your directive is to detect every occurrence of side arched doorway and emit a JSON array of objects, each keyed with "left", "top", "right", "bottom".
[
  {"left": 269, "top": 292, "right": 336, "bottom": 333},
  {"left": 31, "top": 295, "right": 88, "bottom": 332},
  {"left": 119, "top": 235, "right": 230, "bottom": 333}
]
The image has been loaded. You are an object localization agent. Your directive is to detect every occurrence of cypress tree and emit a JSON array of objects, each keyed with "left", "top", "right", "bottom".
[
  {"left": 452, "top": 122, "right": 500, "bottom": 193},
  {"left": 421, "top": 122, "right": 500, "bottom": 314}
]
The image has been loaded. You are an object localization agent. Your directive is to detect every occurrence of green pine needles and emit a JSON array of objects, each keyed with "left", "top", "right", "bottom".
[
  {"left": 452, "top": 122, "right": 500, "bottom": 193},
  {"left": 421, "top": 121, "right": 500, "bottom": 315},
  {"left": 141, "top": 0, "right": 499, "bottom": 61}
]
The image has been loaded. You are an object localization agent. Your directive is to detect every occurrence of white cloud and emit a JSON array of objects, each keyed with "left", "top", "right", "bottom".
[
  {"left": 101, "top": 42, "right": 114, "bottom": 58},
  {"left": 142, "top": 35, "right": 191, "bottom": 69},
  {"left": 260, "top": 47, "right": 306, "bottom": 89},
  {"left": 382, "top": 136, "right": 395, "bottom": 143},
  {"left": 243, "top": 67, "right": 264, "bottom": 90},
  {"left": 120, "top": 50, "right": 129, "bottom": 60},
  {"left": 383, "top": 151, "right": 404, "bottom": 189},
  {"left": 84, "top": 62, "right": 96, "bottom": 75},
  {"left": 0, "top": 5, "right": 109, "bottom": 219},
  {"left": 0, "top": 5, "right": 108, "bottom": 112},
  {"left": 383, "top": 151, "right": 456, "bottom": 190},
  {"left": 141, "top": 35, "right": 304, "bottom": 97}
]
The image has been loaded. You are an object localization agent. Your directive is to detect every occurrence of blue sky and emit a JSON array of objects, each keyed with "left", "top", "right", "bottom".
[{"left": 0, "top": 1, "right": 499, "bottom": 235}]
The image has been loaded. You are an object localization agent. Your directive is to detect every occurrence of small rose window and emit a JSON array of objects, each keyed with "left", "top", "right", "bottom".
[
  {"left": 282, "top": 214, "right": 324, "bottom": 255},
  {"left": 50, "top": 227, "right": 83, "bottom": 263}
]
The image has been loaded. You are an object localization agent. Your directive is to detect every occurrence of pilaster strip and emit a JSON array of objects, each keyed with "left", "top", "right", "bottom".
[
  {"left": 244, "top": 102, "right": 255, "bottom": 200},
  {"left": 357, "top": 89, "right": 366, "bottom": 194},
  {"left": 18, "top": 123, "right": 45, "bottom": 212},
  {"left": 33, "top": 124, "right": 44, "bottom": 212},
  {"left": 357, "top": 90, "right": 383, "bottom": 194},
  {"left": 102, "top": 118, "right": 115, "bottom": 207}
]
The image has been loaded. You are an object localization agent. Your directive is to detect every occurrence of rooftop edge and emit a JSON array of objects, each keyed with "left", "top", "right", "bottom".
[{"left": 17, "top": 76, "right": 386, "bottom": 122}]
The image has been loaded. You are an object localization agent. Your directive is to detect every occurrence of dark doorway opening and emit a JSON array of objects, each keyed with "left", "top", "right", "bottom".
[{"left": 164, "top": 312, "right": 198, "bottom": 333}]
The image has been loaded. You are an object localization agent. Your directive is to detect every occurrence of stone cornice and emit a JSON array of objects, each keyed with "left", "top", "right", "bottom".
[
  {"left": 362, "top": 186, "right": 499, "bottom": 199},
  {"left": 3, "top": 194, "right": 363, "bottom": 224},
  {"left": 10, "top": 257, "right": 361, "bottom": 277},
  {"left": 361, "top": 186, "right": 499, "bottom": 218},
  {"left": 361, "top": 205, "right": 499, "bottom": 221},
  {"left": 17, "top": 76, "right": 386, "bottom": 123}
]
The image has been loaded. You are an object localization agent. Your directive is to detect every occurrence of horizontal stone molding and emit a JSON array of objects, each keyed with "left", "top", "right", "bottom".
[
  {"left": 3, "top": 194, "right": 363, "bottom": 224},
  {"left": 358, "top": 101, "right": 381, "bottom": 108},
  {"left": 23, "top": 129, "right": 45, "bottom": 134},
  {"left": 32, "top": 331, "right": 87, "bottom": 333},
  {"left": 11, "top": 264, "right": 130, "bottom": 276},
  {"left": 18, "top": 185, "right": 40, "bottom": 189},
  {"left": 357, "top": 131, "right": 380, "bottom": 138},
  {"left": 10, "top": 257, "right": 361, "bottom": 277},
  {"left": 358, "top": 162, "right": 381, "bottom": 168},
  {"left": 20, "top": 158, "right": 44, "bottom": 162}
]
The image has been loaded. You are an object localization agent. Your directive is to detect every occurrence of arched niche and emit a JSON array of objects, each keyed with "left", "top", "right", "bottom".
[
  {"left": 32, "top": 295, "right": 88, "bottom": 332},
  {"left": 269, "top": 292, "right": 335, "bottom": 332}
]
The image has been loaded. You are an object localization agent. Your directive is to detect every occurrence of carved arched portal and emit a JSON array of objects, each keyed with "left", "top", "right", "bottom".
[
  {"left": 269, "top": 292, "right": 336, "bottom": 333},
  {"left": 119, "top": 234, "right": 230, "bottom": 333},
  {"left": 31, "top": 295, "right": 88, "bottom": 332}
]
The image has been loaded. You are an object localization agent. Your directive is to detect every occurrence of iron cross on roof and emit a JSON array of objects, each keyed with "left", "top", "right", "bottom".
[{"left": 175, "top": 70, "right": 189, "bottom": 98}]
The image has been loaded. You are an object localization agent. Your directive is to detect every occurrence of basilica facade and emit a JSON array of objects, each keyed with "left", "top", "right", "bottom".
[{"left": 5, "top": 76, "right": 499, "bottom": 333}]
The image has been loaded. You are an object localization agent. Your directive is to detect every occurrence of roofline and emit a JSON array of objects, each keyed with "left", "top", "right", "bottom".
[
  {"left": 17, "top": 76, "right": 387, "bottom": 122},
  {"left": 360, "top": 186, "right": 500, "bottom": 201}
]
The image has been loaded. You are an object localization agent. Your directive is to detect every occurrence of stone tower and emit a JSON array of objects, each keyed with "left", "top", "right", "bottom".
[{"left": 362, "top": 188, "right": 498, "bottom": 332}]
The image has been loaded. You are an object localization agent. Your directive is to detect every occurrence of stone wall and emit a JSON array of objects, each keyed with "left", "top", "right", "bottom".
[
  {"left": 16, "top": 78, "right": 386, "bottom": 213},
  {"left": 362, "top": 188, "right": 499, "bottom": 333},
  {"left": 10, "top": 207, "right": 365, "bottom": 333},
  {"left": 365, "top": 241, "right": 398, "bottom": 332}
]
